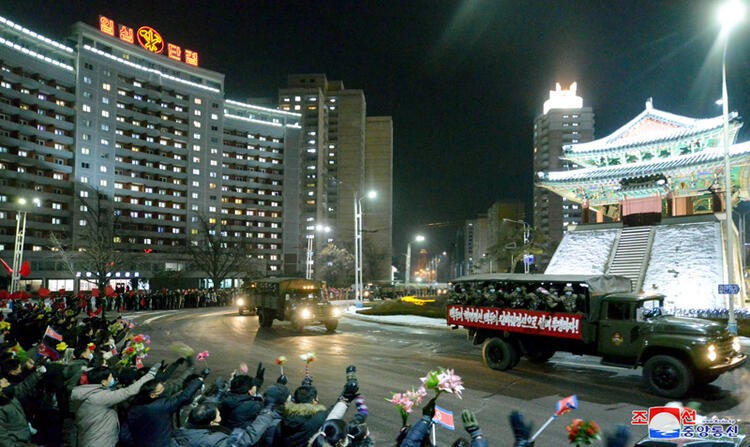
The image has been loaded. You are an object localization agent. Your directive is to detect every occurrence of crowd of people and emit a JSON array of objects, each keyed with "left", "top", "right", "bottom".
[{"left": 0, "top": 294, "right": 639, "bottom": 447}]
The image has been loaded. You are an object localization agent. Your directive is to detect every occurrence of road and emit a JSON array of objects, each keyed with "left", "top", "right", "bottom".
[{"left": 125, "top": 307, "right": 750, "bottom": 446}]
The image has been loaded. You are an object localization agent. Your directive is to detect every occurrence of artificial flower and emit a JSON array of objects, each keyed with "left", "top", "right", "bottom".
[
  {"left": 275, "top": 356, "right": 288, "bottom": 366},
  {"left": 87, "top": 342, "right": 96, "bottom": 352},
  {"left": 300, "top": 352, "right": 316, "bottom": 363},
  {"left": 56, "top": 341, "right": 68, "bottom": 352},
  {"left": 0, "top": 321, "right": 10, "bottom": 331},
  {"left": 132, "top": 334, "right": 144, "bottom": 344},
  {"left": 239, "top": 363, "right": 249, "bottom": 374},
  {"left": 566, "top": 419, "right": 600, "bottom": 446},
  {"left": 436, "top": 368, "right": 464, "bottom": 399},
  {"left": 197, "top": 351, "right": 210, "bottom": 362}
]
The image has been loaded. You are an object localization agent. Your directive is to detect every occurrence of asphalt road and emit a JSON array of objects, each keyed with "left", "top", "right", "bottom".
[{"left": 124, "top": 307, "right": 750, "bottom": 447}]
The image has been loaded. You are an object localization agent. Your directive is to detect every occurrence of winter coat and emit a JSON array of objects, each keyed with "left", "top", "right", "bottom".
[
  {"left": 0, "top": 370, "right": 42, "bottom": 447},
  {"left": 127, "top": 377, "right": 203, "bottom": 446},
  {"left": 399, "top": 415, "right": 432, "bottom": 447},
  {"left": 274, "top": 402, "right": 327, "bottom": 447},
  {"left": 70, "top": 370, "right": 155, "bottom": 447},
  {"left": 219, "top": 392, "right": 263, "bottom": 429},
  {"left": 173, "top": 408, "right": 279, "bottom": 447}
]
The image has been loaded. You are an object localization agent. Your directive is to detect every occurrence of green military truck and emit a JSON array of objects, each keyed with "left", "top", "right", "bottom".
[
  {"left": 242, "top": 278, "right": 342, "bottom": 332},
  {"left": 446, "top": 274, "right": 746, "bottom": 398}
]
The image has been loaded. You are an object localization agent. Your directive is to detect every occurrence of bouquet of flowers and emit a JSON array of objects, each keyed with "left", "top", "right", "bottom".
[
  {"left": 387, "top": 367, "right": 464, "bottom": 427},
  {"left": 388, "top": 387, "right": 428, "bottom": 426},
  {"left": 566, "top": 419, "right": 600, "bottom": 446},
  {"left": 196, "top": 350, "right": 210, "bottom": 368},
  {"left": 276, "top": 355, "right": 287, "bottom": 375},
  {"left": 119, "top": 333, "right": 150, "bottom": 368}
]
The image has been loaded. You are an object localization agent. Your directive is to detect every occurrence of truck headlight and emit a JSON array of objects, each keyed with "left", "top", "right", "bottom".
[
  {"left": 707, "top": 344, "right": 717, "bottom": 362},
  {"left": 236, "top": 298, "right": 245, "bottom": 306},
  {"left": 331, "top": 307, "right": 342, "bottom": 317},
  {"left": 732, "top": 337, "right": 741, "bottom": 353},
  {"left": 300, "top": 308, "right": 312, "bottom": 319}
]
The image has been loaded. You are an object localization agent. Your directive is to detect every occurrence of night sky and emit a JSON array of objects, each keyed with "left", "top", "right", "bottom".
[{"left": 3, "top": 1, "right": 750, "bottom": 255}]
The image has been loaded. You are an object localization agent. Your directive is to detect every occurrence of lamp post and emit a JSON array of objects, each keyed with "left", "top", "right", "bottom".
[
  {"left": 305, "top": 225, "right": 331, "bottom": 280},
  {"left": 405, "top": 235, "right": 425, "bottom": 286},
  {"left": 354, "top": 190, "right": 376, "bottom": 307},
  {"left": 504, "top": 218, "right": 531, "bottom": 274},
  {"left": 718, "top": 0, "right": 745, "bottom": 335},
  {"left": 11, "top": 197, "right": 40, "bottom": 293}
]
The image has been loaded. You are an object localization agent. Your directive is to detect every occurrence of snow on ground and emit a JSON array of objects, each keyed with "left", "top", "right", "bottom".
[{"left": 545, "top": 221, "right": 728, "bottom": 309}]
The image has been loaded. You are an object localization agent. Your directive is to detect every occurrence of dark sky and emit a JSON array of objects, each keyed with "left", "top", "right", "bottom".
[{"left": 3, "top": 1, "right": 750, "bottom": 254}]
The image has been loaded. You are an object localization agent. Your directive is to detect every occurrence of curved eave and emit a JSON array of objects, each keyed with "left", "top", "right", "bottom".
[
  {"left": 538, "top": 141, "right": 750, "bottom": 185},
  {"left": 563, "top": 112, "right": 738, "bottom": 155}
]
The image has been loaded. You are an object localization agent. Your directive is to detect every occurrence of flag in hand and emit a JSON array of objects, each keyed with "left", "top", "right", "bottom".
[
  {"left": 433, "top": 405, "right": 455, "bottom": 430},
  {"left": 555, "top": 395, "right": 578, "bottom": 416},
  {"left": 44, "top": 325, "right": 63, "bottom": 341}
]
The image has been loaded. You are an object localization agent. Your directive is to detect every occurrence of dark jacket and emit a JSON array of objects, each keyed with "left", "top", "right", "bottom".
[
  {"left": 127, "top": 378, "right": 202, "bottom": 447},
  {"left": 0, "top": 370, "right": 42, "bottom": 447},
  {"left": 274, "top": 402, "right": 327, "bottom": 447},
  {"left": 172, "top": 409, "right": 279, "bottom": 447},
  {"left": 219, "top": 392, "right": 263, "bottom": 429}
]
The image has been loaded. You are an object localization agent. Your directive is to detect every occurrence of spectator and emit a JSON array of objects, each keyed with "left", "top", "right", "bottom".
[
  {"left": 70, "top": 364, "right": 157, "bottom": 447},
  {"left": 172, "top": 400, "right": 281, "bottom": 447},
  {"left": 0, "top": 362, "right": 45, "bottom": 446},
  {"left": 220, "top": 374, "right": 264, "bottom": 429}
]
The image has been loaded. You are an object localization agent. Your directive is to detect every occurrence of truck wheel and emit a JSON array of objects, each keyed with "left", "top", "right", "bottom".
[
  {"left": 482, "top": 338, "right": 519, "bottom": 371},
  {"left": 643, "top": 355, "right": 693, "bottom": 398},
  {"left": 324, "top": 320, "right": 339, "bottom": 332},
  {"left": 258, "top": 309, "right": 274, "bottom": 328},
  {"left": 526, "top": 349, "right": 555, "bottom": 363}
]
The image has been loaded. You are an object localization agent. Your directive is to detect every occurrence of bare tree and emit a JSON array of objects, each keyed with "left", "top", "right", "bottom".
[
  {"left": 50, "top": 187, "right": 130, "bottom": 292},
  {"left": 316, "top": 243, "right": 354, "bottom": 287},
  {"left": 484, "top": 223, "right": 547, "bottom": 273},
  {"left": 185, "top": 215, "right": 263, "bottom": 291}
]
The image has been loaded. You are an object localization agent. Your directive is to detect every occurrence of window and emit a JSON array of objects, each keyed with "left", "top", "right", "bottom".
[
  {"left": 79, "top": 219, "right": 87, "bottom": 226},
  {"left": 82, "top": 104, "right": 91, "bottom": 113},
  {"left": 606, "top": 302, "right": 631, "bottom": 321}
]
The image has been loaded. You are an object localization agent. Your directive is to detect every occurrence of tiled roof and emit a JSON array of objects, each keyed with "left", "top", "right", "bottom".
[
  {"left": 563, "top": 105, "right": 737, "bottom": 154},
  {"left": 539, "top": 141, "right": 750, "bottom": 183}
]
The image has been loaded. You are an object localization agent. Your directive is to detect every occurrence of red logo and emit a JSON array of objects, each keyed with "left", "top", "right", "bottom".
[{"left": 137, "top": 26, "right": 164, "bottom": 54}]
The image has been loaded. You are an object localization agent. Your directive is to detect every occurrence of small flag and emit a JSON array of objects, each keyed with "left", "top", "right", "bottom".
[
  {"left": 555, "top": 395, "right": 578, "bottom": 416},
  {"left": 18, "top": 260, "right": 30, "bottom": 277},
  {"left": 44, "top": 325, "right": 63, "bottom": 341},
  {"left": 433, "top": 405, "right": 455, "bottom": 430},
  {"left": 38, "top": 341, "right": 60, "bottom": 361}
]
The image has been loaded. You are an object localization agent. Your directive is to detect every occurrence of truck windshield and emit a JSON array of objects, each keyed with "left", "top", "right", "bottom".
[{"left": 638, "top": 298, "right": 668, "bottom": 320}]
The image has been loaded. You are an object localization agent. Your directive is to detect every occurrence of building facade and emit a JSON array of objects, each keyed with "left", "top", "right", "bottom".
[
  {"left": 532, "top": 82, "right": 595, "bottom": 268},
  {"left": 278, "top": 74, "right": 393, "bottom": 282},
  {"left": 0, "top": 15, "right": 301, "bottom": 291}
]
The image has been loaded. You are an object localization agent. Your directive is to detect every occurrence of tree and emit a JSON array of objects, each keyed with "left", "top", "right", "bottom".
[
  {"left": 362, "top": 238, "right": 389, "bottom": 282},
  {"left": 484, "top": 222, "right": 547, "bottom": 273},
  {"left": 50, "top": 186, "right": 131, "bottom": 292},
  {"left": 184, "top": 215, "right": 263, "bottom": 291},
  {"left": 316, "top": 243, "right": 354, "bottom": 287}
]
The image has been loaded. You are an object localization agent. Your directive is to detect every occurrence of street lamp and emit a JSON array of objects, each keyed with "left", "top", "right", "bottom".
[
  {"left": 354, "top": 190, "right": 376, "bottom": 307},
  {"left": 11, "top": 197, "right": 40, "bottom": 293},
  {"left": 504, "top": 218, "right": 531, "bottom": 274},
  {"left": 405, "top": 235, "right": 425, "bottom": 286},
  {"left": 718, "top": 0, "right": 745, "bottom": 334},
  {"left": 305, "top": 225, "right": 331, "bottom": 280}
]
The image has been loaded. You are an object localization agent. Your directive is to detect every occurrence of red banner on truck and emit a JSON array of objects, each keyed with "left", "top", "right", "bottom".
[{"left": 447, "top": 305, "right": 583, "bottom": 340}]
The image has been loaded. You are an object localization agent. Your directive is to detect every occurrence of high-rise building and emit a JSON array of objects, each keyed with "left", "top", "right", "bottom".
[
  {"left": 532, "top": 82, "right": 594, "bottom": 268},
  {"left": 0, "top": 15, "right": 301, "bottom": 291},
  {"left": 279, "top": 74, "right": 393, "bottom": 281}
]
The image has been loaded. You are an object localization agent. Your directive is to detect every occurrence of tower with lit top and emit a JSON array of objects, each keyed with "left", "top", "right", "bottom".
[{"left": 533, "top": 82, "right": 595, "bottom": 269}]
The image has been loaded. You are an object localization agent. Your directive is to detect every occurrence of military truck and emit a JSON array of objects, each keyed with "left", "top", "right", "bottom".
[
  {"left": 243, "top": 278, "right": 341, "bottom": 332},
  {"left": 446, "top": 274, "right": 746, "bottom": 398}
]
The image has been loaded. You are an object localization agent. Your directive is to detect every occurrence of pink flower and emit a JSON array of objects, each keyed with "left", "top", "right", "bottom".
[
  {"left": 239, "top": 363, "right": 249, "bottom": 374},
  {"left": 196, "top": 351, "right": 210, "bottom": 362},
  {"left": 437, "top": 368, "right": 464, "bottom": 399}
]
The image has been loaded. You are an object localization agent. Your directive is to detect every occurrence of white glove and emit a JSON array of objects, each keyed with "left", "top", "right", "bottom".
[{"left": 37, "top": 365, "right": 47, "bottom": 374}]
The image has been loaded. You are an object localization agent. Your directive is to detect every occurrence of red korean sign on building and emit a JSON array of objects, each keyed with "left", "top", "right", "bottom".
[
  {"left": 447, "top": 305, "right": 583, "bottom": 340},
  {"left": 98, "top": 16, "right": 199, "bottom": 67}
]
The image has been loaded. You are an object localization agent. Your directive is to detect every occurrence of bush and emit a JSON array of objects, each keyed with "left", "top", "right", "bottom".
[{"left": 357, "top": 295, "right": 447, "bottom": 319}]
